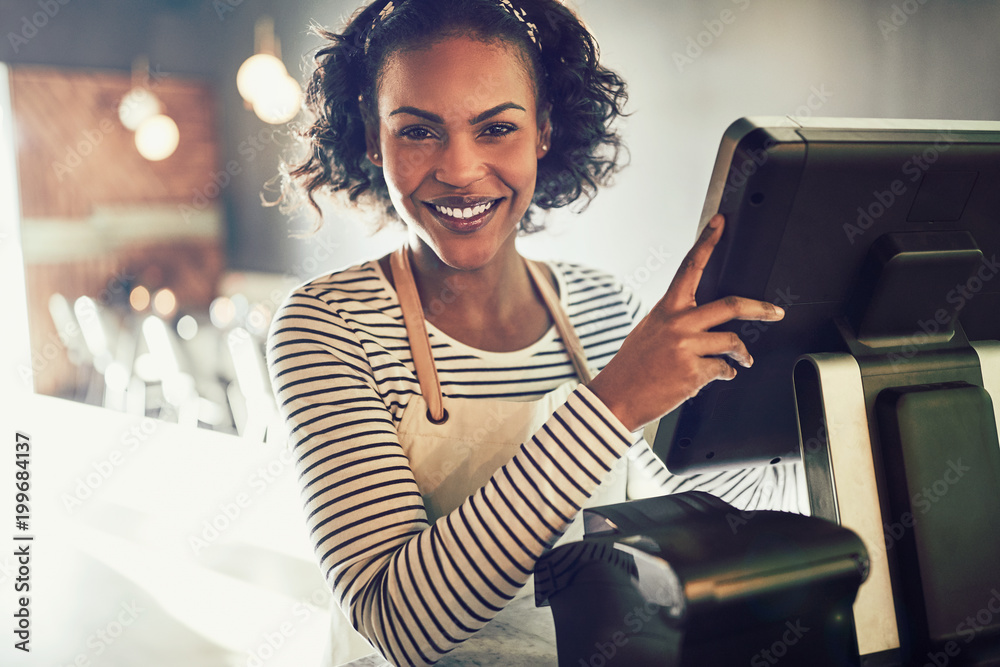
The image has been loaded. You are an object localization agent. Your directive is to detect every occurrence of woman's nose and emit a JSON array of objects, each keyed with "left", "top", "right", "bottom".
[{"left": 434, "top": 135, "right": 487, "bottom": 188}]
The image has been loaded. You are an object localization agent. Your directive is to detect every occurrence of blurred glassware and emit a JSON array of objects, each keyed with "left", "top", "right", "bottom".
[
  {"left": 226, "top": 326, "right": 275, "bottom": 441},
  {"left": 210, "top": 296, "right": 236, "bottom": 329},
  {"left": 177, "top": 314, "right": 199, "bottom": 341}
]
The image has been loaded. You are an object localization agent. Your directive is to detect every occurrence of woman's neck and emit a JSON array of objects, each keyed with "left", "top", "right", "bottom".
[{"left": 386, "top": 235, "right": 555, "bottom": 352}]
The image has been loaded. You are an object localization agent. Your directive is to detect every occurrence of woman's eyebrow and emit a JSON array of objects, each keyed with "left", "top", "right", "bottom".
[
  {"left": 388, "top": 102, "right": 526, "bottom": 125},
  {"left": 389, "top": 106, "right": 444, "bottom": 123},
  {"left": 470, "top": 102, "right": 526, "bottom": 124}
]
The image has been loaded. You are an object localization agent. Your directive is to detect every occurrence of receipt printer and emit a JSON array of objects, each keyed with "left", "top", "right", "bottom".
[{"left": 534, "top": 491, "right": 868, "bottom": 666}]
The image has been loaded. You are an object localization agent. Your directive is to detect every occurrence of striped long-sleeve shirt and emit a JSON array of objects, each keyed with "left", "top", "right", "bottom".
[{"left": 266, "top": 257, "right": 801, "bottom": 666}]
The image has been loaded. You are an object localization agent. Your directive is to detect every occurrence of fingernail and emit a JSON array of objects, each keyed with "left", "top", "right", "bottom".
[
  {"left": 774, "top": 306, "right": 785, "bottom": 317},
  {"left": 744, "top": 356, "right": 754, "bottom": 368}
]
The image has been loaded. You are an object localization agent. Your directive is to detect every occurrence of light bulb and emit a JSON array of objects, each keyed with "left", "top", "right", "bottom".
[
  {"left": 236, "top": 53, "right": 288, "bottom": 104},
  {"left": 118, "top": 87, "right": 162, "bottom": 130},
  {"left": 252, "top": 74, "right": 302, "bottom": 124},
  {"left": 135, "top": 114, "right": 179, "bottom": 161}
]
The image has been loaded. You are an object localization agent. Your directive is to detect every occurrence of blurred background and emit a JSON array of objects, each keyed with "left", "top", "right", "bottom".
[
  {"left": 0, "top": 0, "right": 998, "bottom": 665},
  {"left": 2, "top": 0, "right": 1000, "bottom": 432}
]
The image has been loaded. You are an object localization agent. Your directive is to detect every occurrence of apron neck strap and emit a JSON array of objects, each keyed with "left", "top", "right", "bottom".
[
  {"left": 389, "top": 247, "right": 593, "bottom": 424},
  {"left": 523, "top": 259, "right": 594, "bottom": 385},
  {"left": 391, "top": 247, "right": 447, "bottom": 424}
]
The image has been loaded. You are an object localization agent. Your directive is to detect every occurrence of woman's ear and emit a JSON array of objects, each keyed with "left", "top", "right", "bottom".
[
  {"left": 536, "top": 102, "right": 553, "bottom": 159},
  {"left": 360, "top": 98, "right": 383, "bottom": 167},
  {"left": 366, "top": 131, "right": 383, "bottom": 167}
]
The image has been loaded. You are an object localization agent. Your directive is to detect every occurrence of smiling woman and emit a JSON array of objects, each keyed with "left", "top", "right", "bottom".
[
  {"left": 265, "top": 1, "right": 796, "bottom": 666},
  {"left": 373, "top": 38, "right": 548, "bottom": 269}
]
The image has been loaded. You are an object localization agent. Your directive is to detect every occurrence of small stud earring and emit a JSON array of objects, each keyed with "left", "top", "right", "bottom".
[
  {"left": 542, "top": 144, "right": 548, "bottom": 151},
  {"left": 373, "top": 152, "right": 380, "bottom": 162}
]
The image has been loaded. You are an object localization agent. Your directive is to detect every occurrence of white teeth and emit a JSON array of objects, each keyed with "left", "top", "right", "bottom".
[{"left": 433, "top": 200, "right": 496, "bottom": 219}]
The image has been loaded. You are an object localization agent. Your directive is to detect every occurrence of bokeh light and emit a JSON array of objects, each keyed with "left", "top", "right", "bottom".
[
  {"left": 209, "top": 296, "right": 236, "bottom": 329},
  {"left": 176, "top": 315, "right": 199, "bottom": 341},
  {"left": 129, "top": 286, "right": 150, "bottom": 311},
  {"left": 152, "top": 288, "right": 177, "bottom": 317},
  {"left": 135, "top": 114, "right": 180, "bottom": 161}
]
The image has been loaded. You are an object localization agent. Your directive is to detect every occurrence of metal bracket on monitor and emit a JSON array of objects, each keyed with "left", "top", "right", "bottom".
[
  {"left": 795, "top": 343, "right": 1000, "bottom": 664},
  {"left": 793, "top": 353, "right": 901, "bottom": 660},
  {"left": 972, "top": 340, "right": 1000, "bottom": 417}
]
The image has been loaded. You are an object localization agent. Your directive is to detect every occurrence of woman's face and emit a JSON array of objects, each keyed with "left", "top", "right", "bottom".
[{"left": 370, "top": 36, "right": 550, "bottom": 271}]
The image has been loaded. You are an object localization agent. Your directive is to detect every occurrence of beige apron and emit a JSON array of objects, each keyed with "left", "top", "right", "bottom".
[
  {"left": 390, "top": 247, "right": 628, "bottom": 540},
  {"left": 327, "top": 248, "right": 628, "bottom": 667}
]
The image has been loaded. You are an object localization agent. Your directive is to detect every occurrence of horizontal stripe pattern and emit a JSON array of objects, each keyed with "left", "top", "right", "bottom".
[{"left": 267, "top": 258, "right": 801, "bottom": 666}]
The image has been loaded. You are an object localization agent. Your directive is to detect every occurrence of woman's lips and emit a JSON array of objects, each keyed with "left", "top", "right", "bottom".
[{"left": 424, "top": 198, "right": 503, "bottom": 233}]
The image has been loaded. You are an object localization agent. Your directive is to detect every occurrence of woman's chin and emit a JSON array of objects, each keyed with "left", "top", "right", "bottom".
[
  {"left": 431, "top": 242, "right": 504, "bottom": 272},
  {"left": 415, "top": 222, "right": 521, "bottom": 272}
]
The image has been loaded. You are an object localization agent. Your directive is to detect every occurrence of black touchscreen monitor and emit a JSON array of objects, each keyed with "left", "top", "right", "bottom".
[{"left": 653, "top": 117, "right": 1000, "bottom": 474}]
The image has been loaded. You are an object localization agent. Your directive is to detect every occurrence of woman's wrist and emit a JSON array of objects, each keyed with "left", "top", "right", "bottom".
[{"left": 584, "top": 373, "right": 638, "bottom": 433}]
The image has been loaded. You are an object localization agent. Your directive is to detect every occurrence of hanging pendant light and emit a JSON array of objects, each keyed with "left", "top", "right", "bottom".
[
  {"left": 120, "top": 55, "right": 180, "bottom": 161},
  {"left": 252, "top": 71, "right": 302, "bottom": 125},
  {"left": 134, "top": 114, "right": 180, "bottom": 161},
  {"left": 237, "top": 54, "right": 287, "bottom": 105},
  {"left": 236, "top": 16, "right": 302, "bottom": 125},
  {"left": 119, "top": 56, "right": 163, "bottom": 131}
]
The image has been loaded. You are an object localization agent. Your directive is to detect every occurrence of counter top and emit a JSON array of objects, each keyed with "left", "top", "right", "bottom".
[{"left": 0, "top": 390, "right": 363, "bottom": 666}]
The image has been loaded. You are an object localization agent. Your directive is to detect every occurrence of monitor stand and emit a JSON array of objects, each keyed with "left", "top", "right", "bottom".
[{"left": 794, "top": 232, "right": 1000, "bottom": 666}]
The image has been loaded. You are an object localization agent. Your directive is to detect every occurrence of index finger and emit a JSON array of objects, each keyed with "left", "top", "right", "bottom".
[
  {"left": 661, "top": 214, "right": 725, "bottom": 313},
  {"left": 687, "top": 295, "right": 786, "bottom": 331}
]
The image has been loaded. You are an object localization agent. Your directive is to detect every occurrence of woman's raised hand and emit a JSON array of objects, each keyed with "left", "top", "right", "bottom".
[{"left": 586, "top": 214, "right": 785, "bottom": 432}]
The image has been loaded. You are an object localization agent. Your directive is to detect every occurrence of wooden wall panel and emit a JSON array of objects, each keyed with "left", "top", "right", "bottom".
[
  {"left": 10, "top": 66, "right": 220, "bottom": 219},
  {"left": 9, "top": 66, "right": 226, "bottom": 399}
]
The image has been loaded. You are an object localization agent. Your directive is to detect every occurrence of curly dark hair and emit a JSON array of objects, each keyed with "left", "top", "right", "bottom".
[{"left": 277, "top": 0, "right": 629, "bottom": 233}]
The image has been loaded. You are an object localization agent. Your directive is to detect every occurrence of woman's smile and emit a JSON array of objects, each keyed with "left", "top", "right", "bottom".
[{"left": 423, "top": 196, "right": 506, "bottom": 233}]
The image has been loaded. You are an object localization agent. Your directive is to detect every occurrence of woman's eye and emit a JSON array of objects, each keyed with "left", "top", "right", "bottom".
[
  {"left": 399, "top": 126, "right": 436, "bottom": 140},
  {"left": 482, "top": 123, "right": 517, "bottom": 138}
]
